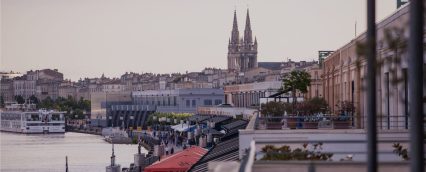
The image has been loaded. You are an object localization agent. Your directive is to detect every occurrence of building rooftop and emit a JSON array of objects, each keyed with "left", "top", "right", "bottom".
[{"left": 144, "top": 146, "right": 207, "bottom": 172}]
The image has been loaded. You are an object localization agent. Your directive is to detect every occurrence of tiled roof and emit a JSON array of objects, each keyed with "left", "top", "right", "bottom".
[
  {"left": 189, "top": 137, "right": 240, "bottom": 172},
  {"left": 145, "top": 146, "right": 208, "bottom": 172}
]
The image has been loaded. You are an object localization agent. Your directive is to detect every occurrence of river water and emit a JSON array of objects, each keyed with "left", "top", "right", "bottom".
[{"left": 0, "top": 132, "right": 147, "bottom": 172}]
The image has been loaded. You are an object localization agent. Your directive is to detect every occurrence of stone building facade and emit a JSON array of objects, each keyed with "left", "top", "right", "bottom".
[
  {"left": 227, "top": 9, "right": 258, "bottom": 72},
  {"left": 322, "top": 4, "right": 425, "bottom": 129},
  {"left": 224, "top": 81, "right": 282, "bottom": 107},
  {"left": 0, "top": 79, "right": 14, "bottom": 102}
]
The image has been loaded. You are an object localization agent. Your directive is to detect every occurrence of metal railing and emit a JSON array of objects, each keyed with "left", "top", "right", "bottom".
[{"left": 254, "top": 114, "right": 421, "bottom": 130}]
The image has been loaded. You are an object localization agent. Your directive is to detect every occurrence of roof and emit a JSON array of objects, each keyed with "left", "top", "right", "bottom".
[
  {"left": 258, "top": 62, "right": 283, "bottom": 70},
  {"left": 201, "top": 128, "right": 224, "bottom": 136},
  {"left": 222, "top": 120, "right": 248, "bottom": 132},
  {"left": 204, "top": 116, "right": 232, "bottom": 124},
  {"left": 189, "top": 137, "right": 240, "bottom": 172},
  {"left": 144, "top": 146, "right": 208, "bottom": 172},
  {"left": 171, "top": 123, "right": 195, "bottom": 132},
  {"left": 187, "top": 115, "right": 212, "bottom": 123}
]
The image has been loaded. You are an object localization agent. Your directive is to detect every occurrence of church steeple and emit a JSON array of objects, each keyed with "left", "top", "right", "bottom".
[
  {"left": 244, "top": 9, "right": 253, "bottom": 44},
  {"left": 230, "top": 10, "right": 239, "bottom": 44}
]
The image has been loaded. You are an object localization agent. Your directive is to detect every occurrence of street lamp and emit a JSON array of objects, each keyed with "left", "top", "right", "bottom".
[
  {"left": 129, "top": 115, "right": 134, "bottom": 130},
  {"left": 109, "top": 115, "right": 113, "bottom": 127}
]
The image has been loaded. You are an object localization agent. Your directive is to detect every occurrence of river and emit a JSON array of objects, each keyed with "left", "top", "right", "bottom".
[{"left": 0, "top": 132, "right": 147, "bottom": 172}]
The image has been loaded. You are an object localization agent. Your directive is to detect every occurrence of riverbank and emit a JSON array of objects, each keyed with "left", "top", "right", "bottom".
[{"left": 66, "top": 125, "right": 102, "bottom": 135}]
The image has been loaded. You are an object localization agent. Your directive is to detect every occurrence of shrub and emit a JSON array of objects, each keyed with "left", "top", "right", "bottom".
[{"left": 261, "top": 142, "right": 333, "bottom": 161}]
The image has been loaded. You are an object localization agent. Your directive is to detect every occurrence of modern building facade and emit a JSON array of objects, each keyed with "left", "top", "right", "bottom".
[
  {"left": 132, "top": 88, "right": 225, "bottom": 113},
  {"left": 227, "top": 9, "right": 258, "bottom": 72}
]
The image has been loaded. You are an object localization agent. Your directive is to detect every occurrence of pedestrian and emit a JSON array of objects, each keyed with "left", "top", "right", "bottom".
[
  {"left": 171, "top": 147, "right": 174, "bottom": 154},
  {"left": 165, "top": 146, "right": 169, "bottom": 155}
]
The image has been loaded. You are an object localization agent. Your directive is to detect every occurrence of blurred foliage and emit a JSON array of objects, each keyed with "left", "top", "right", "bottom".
[
  {"left": 146, "top": 112, "right": 193, "bottom": 126},
  {"left": 392, "top": 143, "right": 409, "bottom": 160},
  {"left": 261, "top": 142, "right": 333, "bottom": 161},
  {"left": 36, "top": 96, "right": 91, "bottom": 119}
]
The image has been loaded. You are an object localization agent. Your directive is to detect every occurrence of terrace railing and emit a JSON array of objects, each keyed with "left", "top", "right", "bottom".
[{"left": 254, "top": 114, "right": 416, "bottom": 130}]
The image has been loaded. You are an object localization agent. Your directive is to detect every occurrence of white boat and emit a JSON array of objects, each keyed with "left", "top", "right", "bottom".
[
  {"left": 103, "top": 127, "right": 132, "bottom": 144},
  {"left": 0, "top": 104, "right": 65, "bottom": 134}
]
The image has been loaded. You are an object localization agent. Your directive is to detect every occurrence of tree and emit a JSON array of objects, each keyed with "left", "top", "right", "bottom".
[
  {"left": 308, "top": 97, "right": 328, "bottom": 114},
  {"left": 383, "top": 27, "right": 407, "bottom": 85},
  {"left": 29, "top": 95, "right": 39, "bottom": 104},
  {"left": 281, "top": 70, "right": 311, "bottom": 103},
  {"left": 14, "top": 95, "right": 25, "bottom": 104},
  {"left": 39, "top": 96, "right": 54, "bottom": 109},
  {"left": 261, "top": 101, "right": 286, "bottom": 117}
]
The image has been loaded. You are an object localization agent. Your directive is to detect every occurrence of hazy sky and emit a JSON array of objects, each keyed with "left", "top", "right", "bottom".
[{"left": 1, "top": 0, "right": 396, "bottom": 81}]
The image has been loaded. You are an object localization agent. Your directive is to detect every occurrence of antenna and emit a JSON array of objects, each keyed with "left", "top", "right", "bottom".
[
  {"left": 65, "top": 156, "right": 69, "bottom": 172},
  {"left": 355, "top": 21, "right": 357, "bottom": 38}
]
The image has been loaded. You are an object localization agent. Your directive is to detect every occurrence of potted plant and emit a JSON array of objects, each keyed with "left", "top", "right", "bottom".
[
  {"left": 303, "top": 114, "right": 321, "bottom": 129},
  {"left": 260, "top": 101, "right": 286, "bottom": 129},
  {"left": 333, "top": 101, "right": 354, "bottom": 129},
  {"left": 283, "top": 103, "right": 297, "bottom": 129},
  {"left": 293, "top": 101, "right": 320, "bottom": 129},
  {"left": 260, "top": 142, "right": 333, "bottom": 161}
]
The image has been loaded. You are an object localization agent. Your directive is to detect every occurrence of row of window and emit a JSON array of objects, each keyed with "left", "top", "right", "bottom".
[
  {"left": 134, "top": 96, "right": 222, "bottom": 107},
  {"left": 1, "top": 121, "right": 21, "bottom": 128},
  {"left": 135, "top": 96, "right": 178, "bottom": 106}
]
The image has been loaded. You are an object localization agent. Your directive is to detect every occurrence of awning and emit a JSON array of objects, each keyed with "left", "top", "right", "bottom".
[
  {"left": 144, "top": 146, "right": 208, "bottom": 172},
  {"left": 171, "top": 123, "right": 195, "bottom": 132}
]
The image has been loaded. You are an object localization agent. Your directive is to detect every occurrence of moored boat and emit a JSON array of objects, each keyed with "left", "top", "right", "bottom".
[{"left": 0, "top": 104, "right": 65, "bottom": 134}]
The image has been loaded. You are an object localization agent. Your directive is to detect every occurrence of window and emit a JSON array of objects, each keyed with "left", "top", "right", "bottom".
[
  {"left": 173, "top": 97, "right": 177, "bottom": 106},
  {"left": 192, "top": 100, "right": 196, "bottom": 107},
  {"left": 204, "top": 99, "right": 212, "bottom": 106},
  {"left": 186, "top": 100, "right": 190, "bottom": 107},
  {"left": 214, "top": 99, "right": 222, "bottom": 105}
]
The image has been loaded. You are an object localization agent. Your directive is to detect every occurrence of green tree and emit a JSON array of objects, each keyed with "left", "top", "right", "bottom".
[
  {"left": 29, "top": 95, "right": 39, "bottom": 104},
  {"left": 261, "top": 101, "right": 286, "bottom": 117},
  {"left": 39, "top": 96, "right": 54, "bottom": 109},
  {"left": 14, "top": 95, "right": 25, "bottom": 104},
  {"left": 281, "top": 70, "right": 311, "bottom": 103},
  {"left": 308, "top": 97, "right": 328, "bottom": 114}
]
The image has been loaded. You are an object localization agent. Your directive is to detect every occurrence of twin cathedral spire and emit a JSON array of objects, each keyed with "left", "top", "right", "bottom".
[{"left": 228, "top": 9, "right": 258, "bottom": 72}]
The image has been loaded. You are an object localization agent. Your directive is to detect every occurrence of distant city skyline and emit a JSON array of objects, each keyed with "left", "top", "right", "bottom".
[{"left": 1, "top": 0, "right": 396, "bottom": 81}]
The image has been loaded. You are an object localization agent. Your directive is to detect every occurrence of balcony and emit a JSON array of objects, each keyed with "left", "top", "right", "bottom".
[{"left": 238, "top": 113, "right": 415, "bottom": 161}]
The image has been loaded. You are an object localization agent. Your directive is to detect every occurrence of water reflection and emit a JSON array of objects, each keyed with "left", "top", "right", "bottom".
[{"left": 1, "top": 132, "right": 146, "bottom": 172}]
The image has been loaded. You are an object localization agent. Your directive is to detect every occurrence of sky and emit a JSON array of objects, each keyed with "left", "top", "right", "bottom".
[{"left": 1, "top": 0, "right": 397, "bottom": 81}]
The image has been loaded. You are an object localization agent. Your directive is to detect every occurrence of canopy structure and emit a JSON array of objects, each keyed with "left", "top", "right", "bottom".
[
  {"left": 171, "top": 123, "right": 195, "bottom": 132},
  {"left": 144, "top": 146, "right": 208, "bottom": 172}
]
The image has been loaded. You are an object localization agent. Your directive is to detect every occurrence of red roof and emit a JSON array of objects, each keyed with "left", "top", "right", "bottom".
[{"left": 144, "top": 146, "right": 208, "bottom": 172}]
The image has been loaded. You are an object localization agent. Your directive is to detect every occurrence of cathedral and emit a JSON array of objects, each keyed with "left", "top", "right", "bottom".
[{"left": 227, "top": 9, "right": 258, "bottom": 72}]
